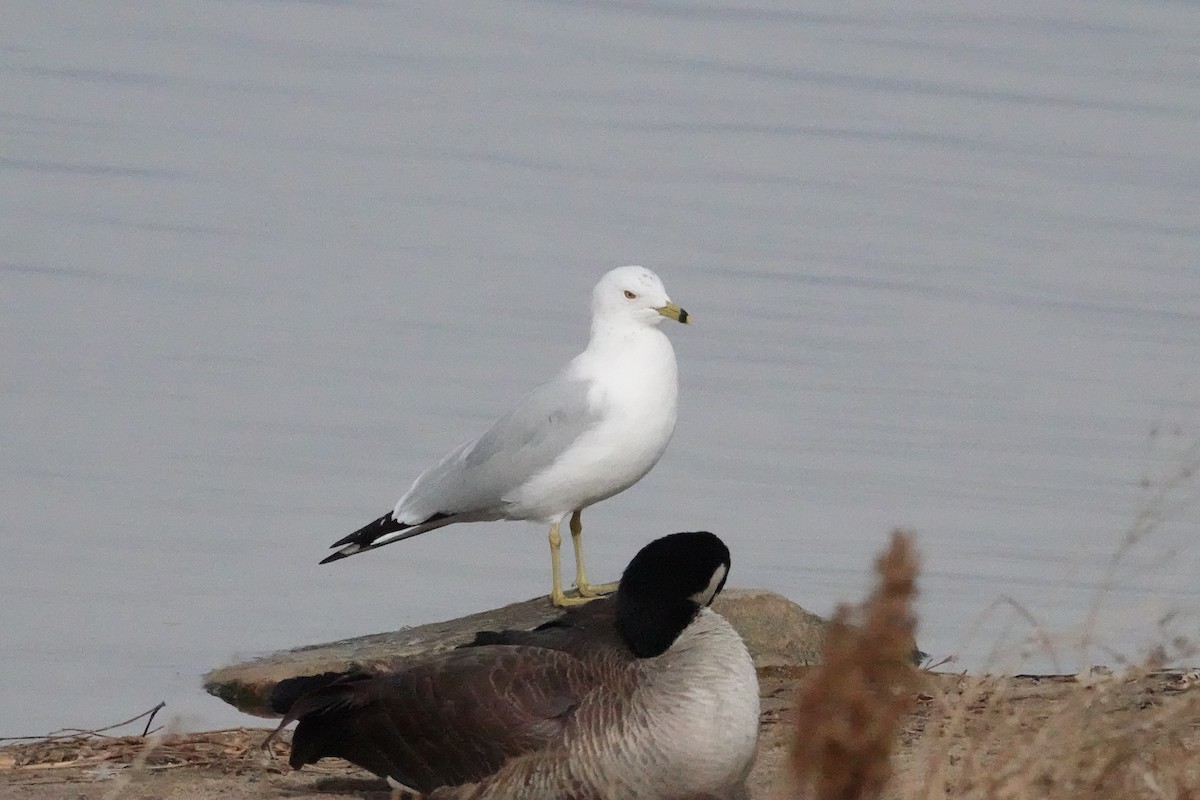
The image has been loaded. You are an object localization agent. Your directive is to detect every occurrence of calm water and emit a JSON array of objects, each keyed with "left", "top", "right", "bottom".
[{"left": 3, "top": 1, "right": 1199, "bottom": 734}]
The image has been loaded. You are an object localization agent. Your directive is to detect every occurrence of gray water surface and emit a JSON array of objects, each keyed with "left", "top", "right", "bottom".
[{"left": 3, "top": 1, "right": 1199, "bottom": 734}]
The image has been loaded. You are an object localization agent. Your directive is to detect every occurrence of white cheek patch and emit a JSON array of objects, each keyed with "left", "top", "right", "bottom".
[{"left": 690, "top": 563, "right": 727, "bottom": 607}]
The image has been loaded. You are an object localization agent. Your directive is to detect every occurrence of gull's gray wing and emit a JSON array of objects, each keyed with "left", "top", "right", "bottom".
[{"left": 396, "top": 371, "right": 600, "bottom": 522}]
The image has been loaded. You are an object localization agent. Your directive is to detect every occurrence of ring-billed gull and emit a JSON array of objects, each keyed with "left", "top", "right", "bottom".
[{"left": 322, "top": 266, "right": 690, "bottom": 606}]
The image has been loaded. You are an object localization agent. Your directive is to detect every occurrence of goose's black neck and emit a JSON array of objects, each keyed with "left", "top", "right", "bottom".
[
  {"left": 615, "top": 594, "right": 703, "bottom": 658},
  {"left": 612, "top": 530, "right": 731, "bottom": 659}
]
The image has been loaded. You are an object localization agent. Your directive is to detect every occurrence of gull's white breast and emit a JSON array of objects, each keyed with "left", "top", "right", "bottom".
[{"left": 506, "top": 328, "right": 678, "bottom": 522}]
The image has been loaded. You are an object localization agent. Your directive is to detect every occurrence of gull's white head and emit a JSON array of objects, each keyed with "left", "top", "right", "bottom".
[{"left": 591, "top": 266, "right": 690, "bottom": 329}]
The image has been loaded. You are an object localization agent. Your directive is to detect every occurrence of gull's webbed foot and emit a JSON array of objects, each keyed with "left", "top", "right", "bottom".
[
  {"left": 550, "top": 588, "right": 600, "bottom": 607},
  {"left": 575, "top": 579, "right": 618, "bottom": 598}
]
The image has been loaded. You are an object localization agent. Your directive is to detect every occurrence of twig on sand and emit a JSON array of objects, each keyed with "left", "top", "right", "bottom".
[{"left": 0, "top": 701, "right": 167, "bottom": 744}]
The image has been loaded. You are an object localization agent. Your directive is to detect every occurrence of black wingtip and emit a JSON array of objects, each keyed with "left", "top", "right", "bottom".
[
  {"left": 330, "top": 511, "right": 392, "bottom": 548},
  {"left": 321, "top": 511, "right": 406, "bottom": 565},
  {"left": 320, "top": 511, "right": 447, "bottom": 565}
]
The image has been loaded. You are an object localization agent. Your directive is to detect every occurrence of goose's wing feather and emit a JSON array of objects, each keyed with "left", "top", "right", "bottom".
[
  {"left": 465, "top": 597, "right": 624, "bottom": 658},
  {"left": 282, "top": 645, "right": 600, "bottom": 791}
]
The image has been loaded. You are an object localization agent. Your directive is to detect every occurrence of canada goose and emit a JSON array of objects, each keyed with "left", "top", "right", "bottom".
[
  {"left": 319, "top": 266, "right": 690, "bottom": 607},
  {"left": 270, "top": 531, "right": 760, "bottom": 800}
]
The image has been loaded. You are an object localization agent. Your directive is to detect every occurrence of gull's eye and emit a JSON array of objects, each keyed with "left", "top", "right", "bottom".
[{"left": 624, "top": 290, "right": 637, "bottom": 300}]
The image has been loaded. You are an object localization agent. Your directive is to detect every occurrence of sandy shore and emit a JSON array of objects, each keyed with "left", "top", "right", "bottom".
[{"left": 4, "top": 668, "right": 1198, "bottom": 799}]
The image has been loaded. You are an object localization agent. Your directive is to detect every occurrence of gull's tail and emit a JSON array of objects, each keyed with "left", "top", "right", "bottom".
[{"left": 320, "top": 511, "right": 453, "bottom": 564}]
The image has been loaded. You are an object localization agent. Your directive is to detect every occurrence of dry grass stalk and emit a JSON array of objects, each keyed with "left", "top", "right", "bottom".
[
  {"left": 0, "top": 727, "right": 290, "bottom": 780},
  {"left": 790, "top": 529, "right": 921, "bottom": 800},
  {"left": 890, "top": 431, "right": 1200, "bottom": 800},
  {"left": 897, "top": 668, "right": 1200, "bottom": 800}
]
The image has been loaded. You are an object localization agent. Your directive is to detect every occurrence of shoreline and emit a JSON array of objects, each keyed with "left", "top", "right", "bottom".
[{"left": 4, "top": 668, "right": 1197, "bottom": 799}]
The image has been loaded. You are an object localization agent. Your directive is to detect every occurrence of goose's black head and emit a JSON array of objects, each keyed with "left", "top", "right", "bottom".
[{"left": 614, "top": 531, "right": 731, "bottom": 658}]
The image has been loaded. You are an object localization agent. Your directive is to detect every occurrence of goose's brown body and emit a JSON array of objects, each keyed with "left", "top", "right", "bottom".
[{"left": 272, "top": 533, "right": 760, "bottom": 800}]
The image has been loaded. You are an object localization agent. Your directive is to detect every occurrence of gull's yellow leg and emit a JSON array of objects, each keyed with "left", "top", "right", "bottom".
[
  {"left": 548, "top": 521, "right": 590, "bottom": 607},
  {"left": 570, "top": 510, "right": 617, "bottom": 599}
]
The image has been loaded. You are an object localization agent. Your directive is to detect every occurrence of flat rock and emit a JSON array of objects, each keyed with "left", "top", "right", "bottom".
[{"left": 203, "top": 588, "right": 828, "bottom": 717}]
